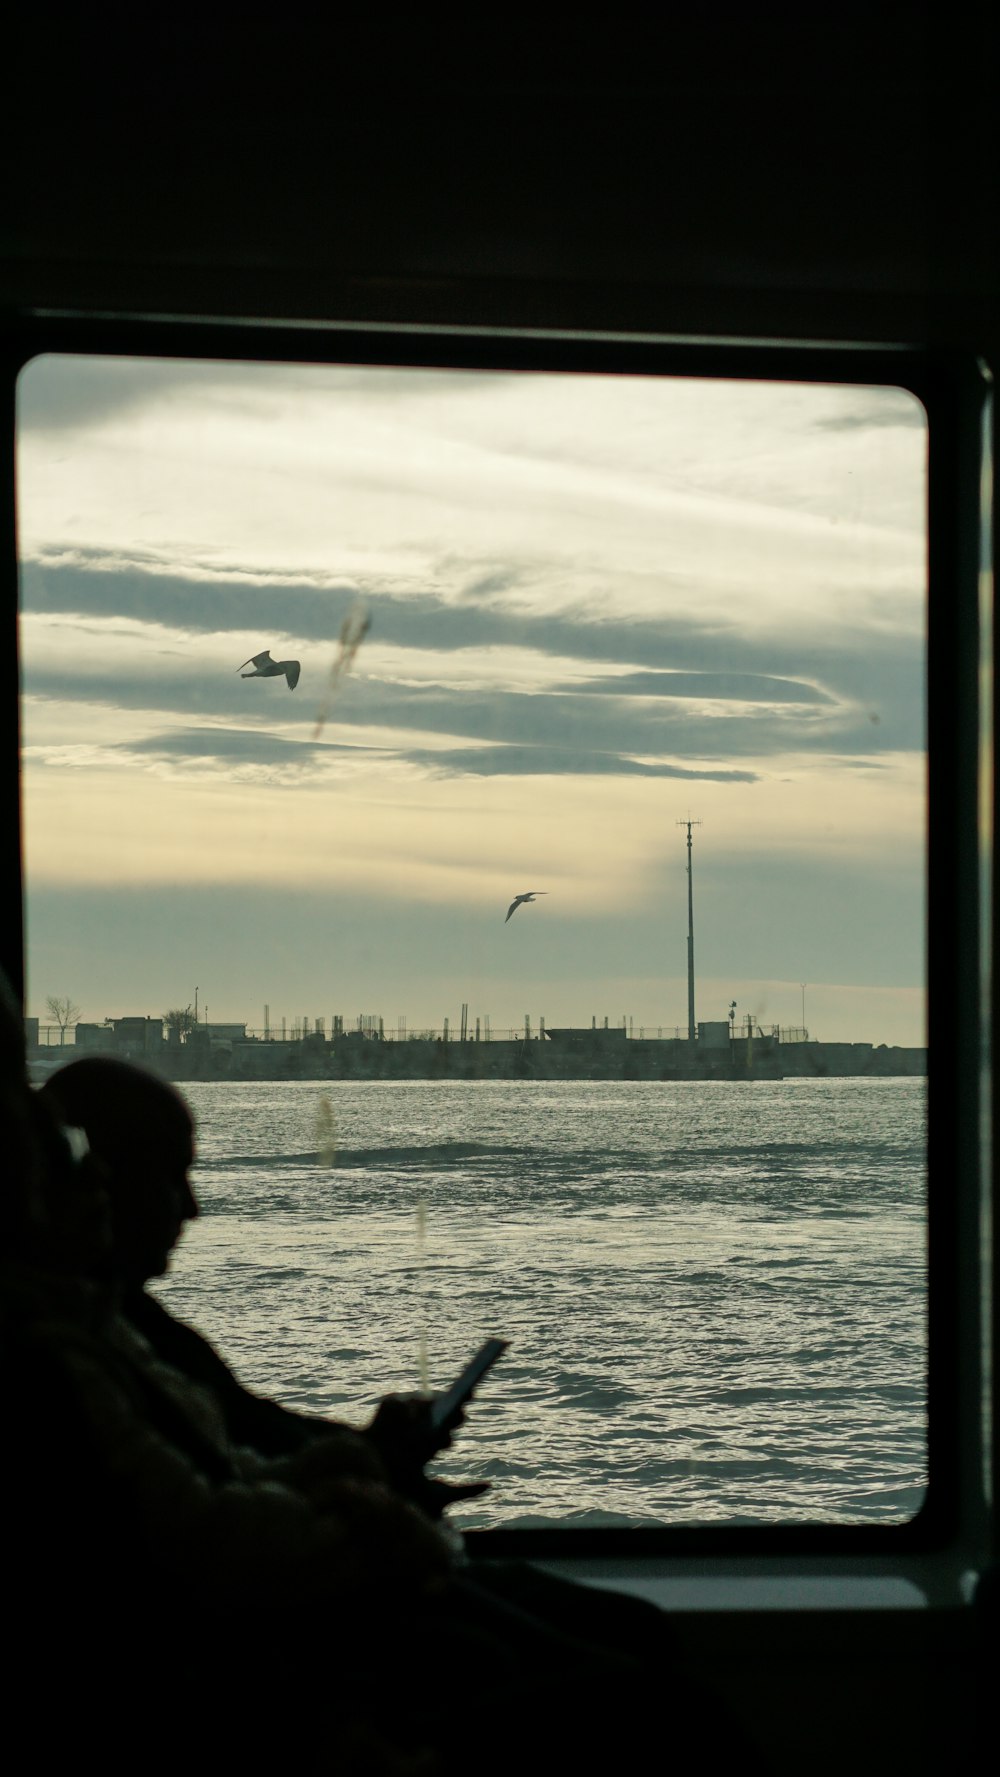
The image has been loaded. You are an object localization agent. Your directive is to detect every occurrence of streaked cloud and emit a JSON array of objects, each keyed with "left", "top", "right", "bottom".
[{"left": 16, "top": 356, "right": 928, "bottom": 1040}]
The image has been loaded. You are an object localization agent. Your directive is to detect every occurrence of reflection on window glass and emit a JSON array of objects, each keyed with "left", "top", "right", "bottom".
[{"left": 17, "top": 356, "right": 928, "bottom": 1526}]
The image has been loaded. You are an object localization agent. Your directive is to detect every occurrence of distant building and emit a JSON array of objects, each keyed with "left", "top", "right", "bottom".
[
  {"left": 187, "top": 1022, "right": 247, "bottom": 1048},
  {"left": 75, "top": 1016, "right": 164, "bottom": 1057}
]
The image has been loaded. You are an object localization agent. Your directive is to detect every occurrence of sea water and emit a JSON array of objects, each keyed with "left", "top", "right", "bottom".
[{"left": 153, "top": 1076, "right": 927, "bottom": 1529}]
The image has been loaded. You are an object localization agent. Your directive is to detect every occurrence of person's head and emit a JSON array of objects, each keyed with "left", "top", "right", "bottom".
[{"left": 38, "top": 1058, "right": 198, "bottom": 1287}]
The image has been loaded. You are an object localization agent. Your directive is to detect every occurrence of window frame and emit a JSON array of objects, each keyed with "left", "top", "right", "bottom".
[{"left": 5, "top": 314, "right": 990, "bottom": 1568}]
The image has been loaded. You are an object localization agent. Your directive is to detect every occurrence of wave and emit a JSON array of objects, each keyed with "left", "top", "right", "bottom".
[
  {"left": 211, "top": 1139, "right": 527, "bottom": 1171},
  {"left": 203, "top": 1132, "right": 922, "bottom": 1188}
]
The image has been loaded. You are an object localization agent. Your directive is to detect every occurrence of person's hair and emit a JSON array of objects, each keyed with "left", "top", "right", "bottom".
[{"left": 39, "top": 1057, "right": 192, "bottom": 1162}]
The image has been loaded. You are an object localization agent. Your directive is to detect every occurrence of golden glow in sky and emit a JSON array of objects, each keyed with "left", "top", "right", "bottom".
[{"left": 17, "top": 356, "right": 927, "bottom": 1043}]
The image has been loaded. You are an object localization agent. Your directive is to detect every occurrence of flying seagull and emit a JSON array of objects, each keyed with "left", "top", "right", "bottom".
[
  {"left": 238, "top": 649, "right": 301, "bottom": 690},
  {"left": 505, "top": 891, "right": 548, "bottom": 924}
]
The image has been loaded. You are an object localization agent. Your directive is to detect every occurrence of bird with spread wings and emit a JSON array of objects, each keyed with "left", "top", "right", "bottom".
[
  {"left": 505, "top": 892, "right": 548, "bottom": 923},
  {"left": 238, "top": 649, "right": 301, "bottom": 690}
]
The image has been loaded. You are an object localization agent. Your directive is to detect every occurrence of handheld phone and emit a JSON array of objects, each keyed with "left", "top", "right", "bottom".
[{"left": 429, "top": 1338, "right": 509, "bottom": 1431}]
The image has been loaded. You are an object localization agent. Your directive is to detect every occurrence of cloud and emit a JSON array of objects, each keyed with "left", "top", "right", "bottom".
[
  {"left": 567, "top": 670, "right": 832, "bottom": 706},
  {"left": 126, "top": 727, "right": 333, "bottom": 767},
  {"left": 17, "top": 357, "right": 224, "bottom": 431},
  {"left": 21, "top": 548, "right": 924, "bottom": 655},
  {"left": 18, "top": 357, "right": 926, "bottom": 651},
  {"left": 21, "top": 553, "right": 924, "bottom": 697},
  {"left": 402, "top": 745, "right": 759, "bottom": 781},
  {"left": 17, "top": 359, "right": 927, "bottom": 1039},
  {"left": 814, "top": 392, "right": 927, "bottom": 432},
  {"left": 20, "top": 542, "right": 925, "bottom": 777},
  {"left": 16, "top": 355, "right": 512, "bottom": 435},
  {"left": 22, "top": 654, "right": 920, "bottom": 773},
  {"left": 21, "top": 555, "right": 363, "bottom": 629},
  {"left": 116, "top": 727, "right": 760, "bottom": 783}
]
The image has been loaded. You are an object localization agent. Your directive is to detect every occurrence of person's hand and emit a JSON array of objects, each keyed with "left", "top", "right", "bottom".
[
  {"left": 366, "top": 1395, "right": 489, "bottom": 1517},
  {"left": 415, "top": 1475, "right": 491, "bottom": 1520},
  {"left": 367, "top": 1392, "right": 459, "bottom": 1474}
]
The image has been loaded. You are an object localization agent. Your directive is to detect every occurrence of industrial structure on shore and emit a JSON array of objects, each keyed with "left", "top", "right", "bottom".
[
  {"left": 26, "top": 828, "right": 926, "bottom": 1083},
  {"left": 26, "top": 1012, "right": 925, "bottom": 1084}
]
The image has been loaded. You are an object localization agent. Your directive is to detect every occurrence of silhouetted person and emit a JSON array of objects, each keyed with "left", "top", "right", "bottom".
[
  {"left": 15, "top": 1038, "right": 768, "bottom": 1772},
  {"left": 3, "top": 1022, "right": 463, "bottom": 1767},
  {"left": 38, "top": 1055, "right": 478, "bottom": 1511}
]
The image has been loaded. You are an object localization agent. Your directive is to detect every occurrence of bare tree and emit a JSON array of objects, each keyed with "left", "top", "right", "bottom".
[
  {"left": 46, "top": 995, "right": 81, "bottom": 1045},
  {"left": 163, "top": 1005, "right": 195, "bottom": 1042}
]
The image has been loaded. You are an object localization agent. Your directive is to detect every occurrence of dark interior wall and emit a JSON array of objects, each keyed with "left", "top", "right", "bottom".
[
  {"left": 6, "top": 8, "right": 997, "bottom": 346},
  {"left": 5, "top": 9, "right": 997, "bottom": 1770}
]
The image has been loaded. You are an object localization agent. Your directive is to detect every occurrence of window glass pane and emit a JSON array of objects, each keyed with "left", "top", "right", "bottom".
[{"left": 17, "top": 355, "right": 927, "bottom": 1526}]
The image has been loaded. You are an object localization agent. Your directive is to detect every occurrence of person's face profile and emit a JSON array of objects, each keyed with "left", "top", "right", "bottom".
[
  {"left": 163, "top": 1131, "right": 200, "bottom": 1244},
  {"left": 116, "top": 1107, "right": 198, "bottom": 1281}
]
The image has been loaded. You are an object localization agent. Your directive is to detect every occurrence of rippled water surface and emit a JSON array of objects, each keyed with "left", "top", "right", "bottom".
[{"left": 154, "top": 1077, "right": 927, "bottom": 1528}]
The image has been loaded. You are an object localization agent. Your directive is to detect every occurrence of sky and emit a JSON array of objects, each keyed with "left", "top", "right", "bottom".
[{"left": 16, "top": 354, "right": 927, "bottom": 1045}]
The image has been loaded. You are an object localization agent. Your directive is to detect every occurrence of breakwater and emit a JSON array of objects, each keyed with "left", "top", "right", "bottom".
[{"left": 106, "top": 1028, "right": 926, "bottom": 1085}]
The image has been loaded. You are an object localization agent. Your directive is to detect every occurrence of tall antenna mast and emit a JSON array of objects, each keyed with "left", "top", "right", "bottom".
[{"left": 677, "top": 819, "right": 701, "bottom": 1042}]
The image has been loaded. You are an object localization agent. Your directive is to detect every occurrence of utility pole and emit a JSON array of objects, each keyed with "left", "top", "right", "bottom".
[{"left": 677, "top": 819, "right": 701, "bottom": 1042}]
